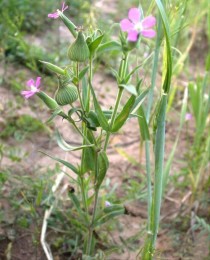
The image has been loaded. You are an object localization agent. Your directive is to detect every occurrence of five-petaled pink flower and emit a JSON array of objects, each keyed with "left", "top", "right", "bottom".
[
  {"left": 21, "top": 77, "right": 41, "bottom": 99},
  {"left": 48, "top": 2, "right": 68, "bottom": 19},
  {"left": 120, "top": 8, "right": 156, "bottom": 42}
]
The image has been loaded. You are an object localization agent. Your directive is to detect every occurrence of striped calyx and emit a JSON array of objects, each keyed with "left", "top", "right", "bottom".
[
  {"left": 37, "top": 92, "right": 59, "bottom": 110},
  {"left": 55, "top": 84, "right": 78, "bottom": 106},
  {"left": 68, "top": 31, "right": 90, "bottom": 62}
]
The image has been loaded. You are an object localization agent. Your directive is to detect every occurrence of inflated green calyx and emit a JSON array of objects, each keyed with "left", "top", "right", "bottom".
[
  {"left": 68, "top": 31, "right": 90, "bottom": 62},
  {"left": 55, "top": 84, "right": 78, "bottom": 106}
]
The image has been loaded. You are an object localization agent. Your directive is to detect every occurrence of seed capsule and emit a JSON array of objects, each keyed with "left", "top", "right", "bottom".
[
  {"left": 68, "top": 31, "right": 90, "bottom": 62},
  {"left": 55, "top": 84, "right": 78, "bottom": 106}
]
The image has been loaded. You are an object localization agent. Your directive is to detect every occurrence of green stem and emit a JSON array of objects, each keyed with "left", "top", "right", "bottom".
[
  {"left": 80, "top": 176, "right": 88, "bottom": 214},
  {"left": 145, "top": 140, "right": 152, "bottom": 230},
  {"left": 87, "top": 57, "right": 93, "bottom": 113},
  {"left": 71, "top": 121, "right": 91, "bottom": 145},
  {"left": 86, "top": 153, "right": 99, "bottom": 255},
  {"left": 103, "top": 53, "right": 129, "bottom": 151},
  {"left": 103, "top": 87, "right": 123, "bottom": 151},
  {"left": 76, "top": 62, "right": 85, "bottom": 112}
]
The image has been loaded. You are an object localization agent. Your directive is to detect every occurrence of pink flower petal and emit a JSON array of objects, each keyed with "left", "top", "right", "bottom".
[
  {"left": 48, "top": 12, "right": 59, "bottom": 19},
  {"left": 141, "top": 29, "right": 156, "bottom": 38},
  {"left": 35, "top": 77, "right": 41, "bottom": 88},
  {"left": 26, "top": 79, "right": 34, "bottom": 87},
  {"left": 128, "top": 8, "right": 141, "bottom": 23},
  {"left": 142, "top": 16, "right": 156, "bottom": 29},
  {"left": 21, "top": 91, "right": 34, "bottom": 99},
  {"left": 120, "top": 19, "right": 134, "bottom": 32},
  {"left": 62, "top": 2, "right": 68, "bottom": 12},
  {"left": 127, "top": 30, "right": 139, "bottom": 42}
]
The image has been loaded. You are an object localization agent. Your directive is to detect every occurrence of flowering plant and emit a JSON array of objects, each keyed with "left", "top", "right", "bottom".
[{"left": 21, "top": 1, "right": 172, "bottom": 259}]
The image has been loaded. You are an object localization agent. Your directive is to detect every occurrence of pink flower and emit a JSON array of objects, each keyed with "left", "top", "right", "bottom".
[
  {"left": 48, "top": 2, "right": 68, "bottom": 19},
  {"left": 120, "top": 8, "right": 156, "bottom": 42},
  {"left": 21, "top": 77, "right": 41, "bottom": 99},
  {"left": 185, "top": 113, "right": 192, "bottom": 121},
  {"left": 105, "top": 201, "right": 111, "bottom": 207}
]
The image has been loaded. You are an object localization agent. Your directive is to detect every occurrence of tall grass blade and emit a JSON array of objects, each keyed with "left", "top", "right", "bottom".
[{"left": 141, "top": 0, "right": 172, "bottom": 258}]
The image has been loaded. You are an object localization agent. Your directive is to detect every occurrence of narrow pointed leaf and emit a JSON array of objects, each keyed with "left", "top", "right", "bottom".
[
  {"left": 45, "top": 108, "right": 63, "bottom": 124},
  {"left": 111, "top": 95, "right": 136, "bottom": 132},
  {"left": 56, "top": 130, "right": 94, "bottom": 151},
  {"left": 89, "top": 82, "right": 110, "bottom": 131},
  {"left": 119, "top": 84, "right": 137, "bottom": 96},
  {"left": 156, "top": 0, "right": 172, "bottom": 94},
  {"left": 96, "top": 41, "right": 121, "bottom": 55},
  {"left": 124, "top": 64, "right": 142, "bottom": 84},
  {"left": 79, "top": 66, "right": 89, "bottom": 80},
  {"left": 82, "top": 129, "right": 96, "bottom": 174},
  {"left": 40, "top": 151, "right": 79, "bottom": 175},
  {"left": 88, "top": 34, "right": 104, "bottom": 54},
  {"left": 131, "top": 88, "right": 150, "bottom": 113},
  {"left": 93, "top": 209, "right": 125, "bottom": 228},
  {"left": 138, "top": 106, "right": 150, "bottom": 140},
  {"left": 68, "top": 192, "right": 88, "bottom": 222},
  {"left": 103, "top": 204, "right": 125, "bottom": 214},
  {"left": 96, "top": 151, "right": 109, "bottom": 189}
]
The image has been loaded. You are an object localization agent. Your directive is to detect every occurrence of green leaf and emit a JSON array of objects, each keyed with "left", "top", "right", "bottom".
[
  {"left": 138, "top": 106, "right": 150, "bottom": 141},
  {"left": 124, "top": 64, "right": 142, "bottom": 84},
  {"left": 102, "top": 110, "right": 113, "bottom": 120},
  {"left": 68, "top": 107, "right": 83, "bottom": 119},
  {"left": 45, "top": 108, "right": 63, "bottom": 124},
  {"left": 79, "top": 66, "right": 89, "bottom": 80},
  {"left": 39, "top": 61, "right": 65, "bottom": 75},
  {"left": 96, "top": 151, "right": 109, "bottom": 189},
  {"left": 96, "top": 41, "right": 122, "bottom": 55},
  {"left": 85, "top": 111, "right": 100, "bottom": 131},
  {"left": 40, "top": 151, "right": 79, "bottom": 175},
  {"left": 131, "top": 88, "right": 150, "bottom": 114},
  {"left": 82, "top": 129, "right": 96, "bottom": 174},
  {"left": 68, "top": 191, "right": 88, "bottom": 222},
  {"left": 111, "top": 95, "right": 136, "bottom": 132},
  {"left": 88, "top": 34, "right": 104, "bottom": 55},
  {"left": 56, "top": 130, "right": 94, "bottom": 151},
  {"left": 93, "top": 209, "right": 125, "bottom": 228},
  {"left": 119, "top": 84, "right": 137, "bottom": 96},
  {"left": 89, "top": 82, "right": 110, "bottom": 131},
  {"left": 156, "top": 0, "right": 172, "bottom": 94},
  {"left": 110, "top": 68, "right": 120, "bottom": 83},
  {"left": 205, "top": 53, "right": 210, "bottom": 71},
  {"left": 103, "top": 204, "right": 125, "bottom": 214}
]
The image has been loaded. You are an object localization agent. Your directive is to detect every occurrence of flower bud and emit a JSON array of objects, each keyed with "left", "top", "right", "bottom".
[
  {"left": 36, "top": 92, "right": 59, "bottom": 110},
  {"left": 68, "top": 31, "right": 90, "bottom": 62},
  {"left": 40, "top": 61, "right": 65, "bottom": 75},
  {"left": 55, "top": 84, "right": 78, "bottom": 106}
]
